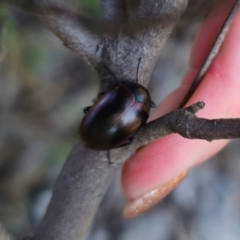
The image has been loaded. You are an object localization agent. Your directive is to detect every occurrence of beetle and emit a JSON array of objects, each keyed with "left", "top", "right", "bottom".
[
  {"left": 79, "top": 79, "right": 154, "bottom": 150},
  {"left": 79, "top": 59, "right": 155, "bottom": 150}
]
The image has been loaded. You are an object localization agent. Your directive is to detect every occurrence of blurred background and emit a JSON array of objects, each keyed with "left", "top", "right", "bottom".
[{"left": 0, "top": 0, "right": 240, "bottom": 239}]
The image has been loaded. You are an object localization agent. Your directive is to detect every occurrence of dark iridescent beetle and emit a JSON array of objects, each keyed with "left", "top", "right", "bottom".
[{"left": 79, "top": 62, "right": 155, "bottom": 150}]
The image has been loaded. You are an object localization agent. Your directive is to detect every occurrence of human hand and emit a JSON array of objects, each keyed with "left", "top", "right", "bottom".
[{"left": 122, "top": 0, "right": 240, "bottom": 218}]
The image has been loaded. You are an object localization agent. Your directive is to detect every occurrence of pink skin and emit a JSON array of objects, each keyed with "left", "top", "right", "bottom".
[{"left": 122, "top": 0, "right": 240, "bottom": 201}]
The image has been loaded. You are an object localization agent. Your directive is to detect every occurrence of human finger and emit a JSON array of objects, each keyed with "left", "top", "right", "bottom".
[{"left": 122, "top": 0, "right": 240, "bottom": 217}]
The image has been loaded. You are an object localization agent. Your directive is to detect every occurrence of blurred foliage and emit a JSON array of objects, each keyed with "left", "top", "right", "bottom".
[
  {"left": 47, "top": 143, "right": 72, "bottom": 166},
  {"left": 0, "top": 7, "right": 7, "bottom": 61},
  {"left": 0, "top": 6, "right": 6, "bottom": 16},
  {"left": 78, "top": 0, "right": 101, "bottom": 18}
]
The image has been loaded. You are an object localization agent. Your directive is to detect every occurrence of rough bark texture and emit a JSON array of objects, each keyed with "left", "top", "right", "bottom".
[
  {"left": 34, "top": 144, "right": 117, "bottom": 240},
  {"left": 3, "top": 1, "right": 188, "bottom": 239},
  {"left": 101, "top": 0, "right": 128, "bottom": 23}
]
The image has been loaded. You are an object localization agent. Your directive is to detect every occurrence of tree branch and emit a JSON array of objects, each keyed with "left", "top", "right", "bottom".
[
  {"left": 21, "top": 101, "right": 240, "bottom": 240},
  {"left": 101, "top": 0, "right": 128, "bottom": 23},
  {"left": 2, "top": 0, "right": 188, "bottom": 88},
  {"left": 0, "top": 1, "right": 191, "bottom": 239},
  {"left": 33, "top": 143, "right": 117, "bottom": 240},
  {"left": 138, "top": 0, "right": 187, "bottom": 22},
  {"left": 7, "top": 0, "right": 104, "bottom": 67},
  {"left": 126, "top": 0, "right": 188, "bottom": 86},
  {"left": 97, "top": 0, "right": 188, "bottom": 91}
]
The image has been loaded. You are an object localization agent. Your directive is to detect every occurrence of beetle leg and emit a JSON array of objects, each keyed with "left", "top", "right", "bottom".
[
  {"left": 83, "top": 106, "right": 92, "bottom": 114},
  {"left": 107, "top": 150, "right": 113, "bottom": 165},
  {"left": 119, "top": 137, "right": 133, "bottom": 147},
  {"left": 92, "top": 92, "right": 106, "bottom": 103},
  {"left": 98, "top": 92, "right": 106, "bottom": 98}
]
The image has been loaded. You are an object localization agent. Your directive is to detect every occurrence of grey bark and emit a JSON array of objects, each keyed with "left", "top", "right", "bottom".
[
  {"left": 101, "top": 0, "right": 128, "bottom": 23},
  {"left": 3, "top": 1, "right": 188, "bottom": 239},
  {"left": 7, "top": 0, "right": 104, "bottom": 66},
  {"left": 34, "top": 144, "right": 117, "bottom": 240},
  {"left": 1, "top": 0, "right": 187, "bottom": 240}
]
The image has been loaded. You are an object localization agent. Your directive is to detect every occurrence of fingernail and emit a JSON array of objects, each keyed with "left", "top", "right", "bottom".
[{"left": 123, "top": 170, "right": 188, "bottom": 218}]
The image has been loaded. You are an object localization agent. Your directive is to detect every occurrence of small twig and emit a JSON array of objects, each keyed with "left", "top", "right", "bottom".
[
  {"left": 8, "top": 0, "right": 104, "bottom": 67},
  {"left": 180, "top": 0, "right": 240, "bottom": 107},
  {"left": 106, "top": 102, "right": 240, "bottom": 165}
]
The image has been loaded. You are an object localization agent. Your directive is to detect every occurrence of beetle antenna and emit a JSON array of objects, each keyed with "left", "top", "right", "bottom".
[{"left": 136, "top": 57, "right": 141, "bottom": 83}]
